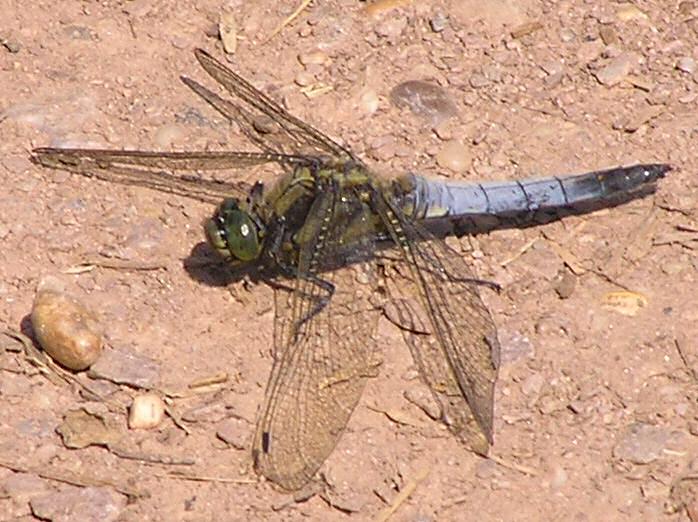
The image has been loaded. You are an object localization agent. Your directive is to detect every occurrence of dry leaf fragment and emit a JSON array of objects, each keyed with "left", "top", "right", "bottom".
[{"left": 601, "top": 290, "right": 648, "bottom": 316}]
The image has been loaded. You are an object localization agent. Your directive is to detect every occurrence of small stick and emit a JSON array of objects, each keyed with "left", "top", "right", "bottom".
[
  {"left": 265, "top": 0, "right": 313, "bottom": 42},
  {"left": 374, "top": 467, "right": 429, "bottom": 522}
]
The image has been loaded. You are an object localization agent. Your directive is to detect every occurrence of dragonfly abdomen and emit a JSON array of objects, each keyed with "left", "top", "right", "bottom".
[{"left": 402, "top": 163, "right": 669, "bottom": 221}]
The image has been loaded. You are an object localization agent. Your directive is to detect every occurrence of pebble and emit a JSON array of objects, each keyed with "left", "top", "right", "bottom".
[
  {"left": 549, "top": 466, "right": 568, "bottom": 490},
  {"left": 357, "top": 88, "right": 380, "bottom": 115},
  {"left": 216, "top": 417, "right": 249, "bottom": 450},
  {"left": 31, "top": 278, "right": 103, "bottom": 371},
  {"left": 390, "top": 80, "right": 458, "bottom": 126},
  {"left": 433, "top": 120, "right": 454, "bottom": 141},
  {"left": 298, "top": 50, "right": 329, "bottom": 66},
  {"left": 595, "top": 52, "right": 640, "bottom": 86},
  {"left": 30, "top": 487, "right": 126, "bottom": 522},
  {"left": 294, "top": 71, "right": 315, "bottom": 87},
  {"left": 613, "top": 422, "right": 671, "bottom": 464},
  {"left": 368, "top": 135, "right": 397, "bottom": 162},
  {"left": 497, "top": 330, "right": 535, "bottom": 366},
  {"left": 1, "top": 473, "right": 50, "bottom": 504},
  {"left": 435, "top": 141, "right": 472, "bottom": 172},
  {"left": 553, "top": 268, "right": 576, "bottom": 299},
  {"left": 153, "top": 123, "right": 184, "bottom": 148},
  {"left": 676, "top": 56, "right": 696, "bottom": 74},
  {"left": 374, "top": 17, "right": 407, "bottom": 39},
  {"left": 521, "top": 373, "right": 545, "bottom": 396},
  {"left": 430, "top": 11, "right": 448, "bottom": 33},
  {"left": 468, "top": 73, "right": 490, "bottom": 89},
  {"left": 616, "top": 4, "right": 648, "bottom": 21},
  {"left": 219, "top": 12, "right": 237, "bottom": 54},
  {"left": 182, "top": 402, "right": 228, "bottom": 423},
  {"left": 87, "top": 345, "right": 161, "bottom": 389},
  {"left": 599, "top": 26, "right": 619, "bottom": 46},
  {"left": 559, "top": 28, "right": 576, "bottom": 43},
  {"left": 2, "top": 38, "right": 20, "bottom": 53},
  {"left": 128, "top": 393, "right": 166, "bottom": 429}
]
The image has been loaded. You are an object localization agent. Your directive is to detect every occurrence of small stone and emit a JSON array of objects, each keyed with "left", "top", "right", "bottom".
[
  {"left": 559, "top": 28, "right": 576, "bottom": 43},
  {"left": 676, "top": 56, "right": 696, "bottom": 74},
  {"left": 599, "top": 26, "right": 619, "bottom": 46},
  {"left": 0, "top": 473, "right": 50, "bottom": 503},
  {"left": 679, "top": 1, "right": 695, "bottom": 15},
  {"left": 475, "top": 459, "right": 498, "bottom": 480},
  {"left": 367, "top": 135, "right": 397, "bottom": 162},
  {"left": 433, "top": 120, "right": 454, "bottom": 141},
  {"left": 219, "top": 12, "right": 237, "bottom": 54},
  {"left": 2, "top": 38, "right": 20, "bottom": 53},
  {"left": 216, "top": 417, "right": 249, "bottom": 449},
  {"left": 182, "top": 402, "right": 228, "bottom": 423},
  {"left": 616, "top": 3, "right": 648, "bottom": 21},
  {"left": 153, "top": 123, "right": 184, "bottom": 148},
  {"left": 403, "top": 388, "right": 441, "bottom": 420},
  {"left": 436, "top": 141, "right": 472, "bottom": 172},
  {"left": 595, "top": 52, "right": 640, "bottom": 86},
  {"left": 549, "top": 466, "right": 568, "bottom": 490},
  {"left": 390, "top": 80, "right": 458, "bottom": 126},
  {"left": 298, "top": 50, "right": 329, "bottom": 66},
  {"left": 521, "top": 373, "right": 545, "bottom": 396},
  {"left": 430, "top": 11, "right": 448, "bottom": 33},
  {"left": 30, "top": 487, "right": 126, "bottom": 522},
  {"left": 128, "top": 393, "right": 166, "bottom": 429},
  {"left": 613, "top": 422, "right": 671, "bottom": 464},
  {"left": 498, "top": 330, "right": 535, "bottom": 366},
  {"left": 553, "top": 268, "right": 576, "bottom": 299},
  {"left": 87, "top": 346, "right": 161, "bottom": 388},
  {"left": 688, "top": 422, "right": 698, "bottom": 436},
  {"left": 468, "top": 73, "right": 490, "bottom": 89},
  {"left": 540, "top": 60, "right": 563, "bottom": 76},
  {"left": 357, "top": 88, "right": 380, "bottom": 115},
  {"left": 374, "top": 17, "right": 407, "bottom": 39},
  {"left": 294, "top": 71, "right": 315, "bottom": 87},
  {"left": 31, "top": 278, "right": 103, "bottom": 371}
]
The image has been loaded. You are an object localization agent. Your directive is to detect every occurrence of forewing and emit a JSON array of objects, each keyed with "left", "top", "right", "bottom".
[
  {"left": 252, "top": 184, "right": 381, "bottom": 490},
  {"left": 376, "top": 195, "right": 500, "bottom": 449},
  {"left": 191, "top": 48, "right": 360, "bottom": 162},
  {"left": 31, "top": 148, "right": 295, "bottom": 203}
]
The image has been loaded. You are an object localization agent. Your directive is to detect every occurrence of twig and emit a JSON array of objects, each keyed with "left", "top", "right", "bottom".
[
  {"left": 0, "top": 458, "right": 148, "bottom": 500},
  {"left": 265, "top": 0, "right": 313, "bottom": 42},
  {"left": 499, "top": 237, "right": 538, "bottom": 267},
  {"left": 488, "top": 454, "right": 538, "bottom": 476},
  {"left": 374, "top": 467, "right": 429, "bottom": 522},
  {"left": 107, "top": 444, "right": 195, "bottom": 466},
  {"left": 157, "top": 470, "right": 256, "bottom": 484}
]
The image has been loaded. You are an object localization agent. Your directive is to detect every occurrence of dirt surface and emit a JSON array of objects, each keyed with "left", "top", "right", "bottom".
[{"left": 2, "top": 1, "right": 698, "bottom": 521}]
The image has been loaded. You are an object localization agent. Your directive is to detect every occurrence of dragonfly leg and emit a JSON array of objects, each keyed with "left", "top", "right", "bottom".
[
  {"left": 292, "top": 273, "right": 335, "bottom": 342},
  {"left": 458, "top": 277, "right": 502, "bottom": 293}
]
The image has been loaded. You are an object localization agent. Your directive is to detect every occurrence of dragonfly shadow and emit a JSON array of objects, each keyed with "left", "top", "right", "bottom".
[{"left": 182, "top": 242, "right": 267, "bottom": 288}]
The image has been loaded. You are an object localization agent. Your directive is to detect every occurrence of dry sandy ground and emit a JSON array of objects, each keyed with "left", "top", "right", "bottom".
[{"left": 1, "top": 1, "right": 697, "bottom": 521}]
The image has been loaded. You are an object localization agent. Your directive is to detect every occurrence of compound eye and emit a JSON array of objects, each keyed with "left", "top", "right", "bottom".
[
  {"left": 224, "top": 209, "right": 261, "bottom": 262},
  {"left": 204, "top": 218, "right": 228, "bottom": 254}
]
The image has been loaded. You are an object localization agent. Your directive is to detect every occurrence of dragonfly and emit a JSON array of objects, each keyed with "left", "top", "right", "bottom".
[{"left": 33, "top": 48, "right": 670, "bottom": 491}]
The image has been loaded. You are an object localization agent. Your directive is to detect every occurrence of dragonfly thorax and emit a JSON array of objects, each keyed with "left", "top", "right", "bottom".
[{"left": 204, "top": 198, "right": 264, "bottom": 263}]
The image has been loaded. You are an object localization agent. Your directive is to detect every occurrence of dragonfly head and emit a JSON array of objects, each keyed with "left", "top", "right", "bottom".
[{"left": 204, "top": 198, "right": 263, "bottom": 264}]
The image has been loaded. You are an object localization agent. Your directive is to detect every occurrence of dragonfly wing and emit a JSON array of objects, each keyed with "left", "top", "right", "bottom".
[
  {"left": 253, "top": 185, "right": 381, "bottom": 490},
  {"left": 375, "top": 193, "right": 500, "bottom": 449},
  {"left": 191, "top": 48, "right": 360, "bottom": 163},
  {"left": 31, "top": 148, "right": 294, "bottom": 203},
  {"left": 384, "top": 295, "right": 490, "bottom": 455}
]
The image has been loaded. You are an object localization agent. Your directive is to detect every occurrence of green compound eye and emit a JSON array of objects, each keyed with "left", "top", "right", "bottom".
[
  {"left": 205, "top": 198, "right": 262, "bottom": 262},
  {"left": 224, "top": 208, "right": 261, "bottom": 262}
]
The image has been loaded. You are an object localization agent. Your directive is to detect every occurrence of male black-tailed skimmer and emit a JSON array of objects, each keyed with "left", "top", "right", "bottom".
[{"left": 33, "top": 49, "right": 669, "bottom": 491}]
